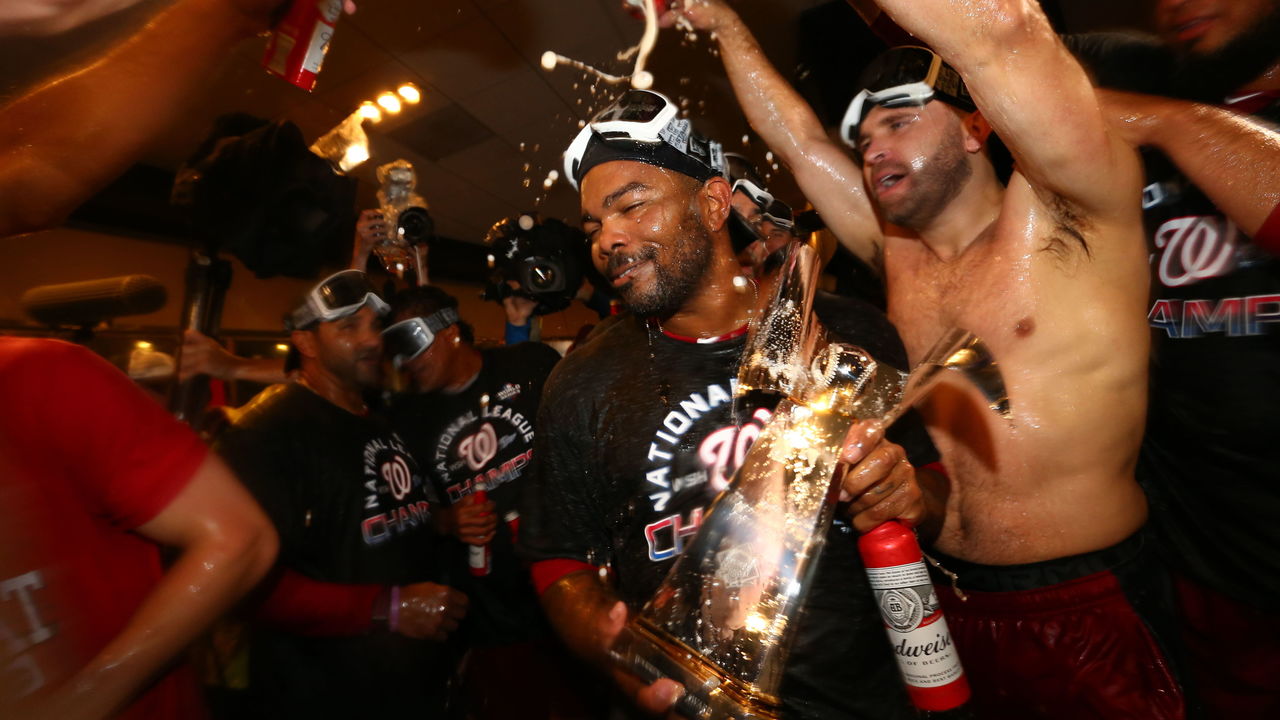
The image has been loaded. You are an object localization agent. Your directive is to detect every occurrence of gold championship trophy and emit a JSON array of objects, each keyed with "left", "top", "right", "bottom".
[{"left": 610, "top": 241, "right": 1011, "bottom": 719}]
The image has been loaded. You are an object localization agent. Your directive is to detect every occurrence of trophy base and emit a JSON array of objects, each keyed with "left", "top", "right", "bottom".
[{"left": 611, "top": 618, "right": 780, "bottom": 720}]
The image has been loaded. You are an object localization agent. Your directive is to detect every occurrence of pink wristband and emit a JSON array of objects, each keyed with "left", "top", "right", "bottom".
[{"left": 388, "top": 586, "right": 401, "bottom": 633}]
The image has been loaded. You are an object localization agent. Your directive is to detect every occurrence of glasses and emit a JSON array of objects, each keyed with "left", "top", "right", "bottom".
[
  {"left": 286, "top": 270, "right": 389, "bottom": 330},
  {"left": 381, "top": 308, "right": 460, "bottom": 368},
  {"left": 562, "top": 89, "right": 722, "bottom": 189},
  {"left": 840, "top": 46, "right": 972, "bottom": 148}
]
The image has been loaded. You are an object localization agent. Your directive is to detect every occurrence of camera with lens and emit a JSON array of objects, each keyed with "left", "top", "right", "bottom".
[
  {"left": 373, "top": 160, "right": 434, "bottom": 275},
  {"left": 394, "top": 206, "right": 434, "bottom": 245},
  {"left": 481, "top": 213, "right": 587, "bottom": 316}
]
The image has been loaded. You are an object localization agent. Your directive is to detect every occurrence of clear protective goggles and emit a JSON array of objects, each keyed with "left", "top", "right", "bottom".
[
  {"left": 286, "top": 269, "right": 390, "bottom": 330},
  {"left": 381, "top": 307, "right": 460, "bottom": 368},
  {"left": 563, "top": 89, "right": 722, "bottom": 189},
  {"left": 840, "top": 46, "right": 972, "bottom": 148},
  {"left": 761, "top": 199, "right": 794, "bottom": 231},
  {"left": 732, "top": 178, "right": 774, "bottom": 212}
]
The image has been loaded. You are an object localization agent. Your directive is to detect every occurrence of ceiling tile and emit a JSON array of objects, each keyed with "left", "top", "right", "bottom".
[
  {"left": 453, "top": 66, "right": 574, "bottom": 137},
  {"left": 346, "top": 0, "right": 484, "bottom": 57},
  {"left": 388, "top": 102, "right": 495, "bottom": 160},
  {"left": 397, "top": 16, "right": 526, "bottom": 99}
]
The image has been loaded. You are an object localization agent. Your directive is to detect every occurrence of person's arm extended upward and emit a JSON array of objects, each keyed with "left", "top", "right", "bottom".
[
  {"left": 665, "top": 1, "right": 883, "bottom": 270},
  {"left": 0, "top": 0, "right": 270, "bottom": 238},
  {"left": 1101, "top": 89, "right": 1280, "bottom": 239},
  {"left": 870, "top": 0, "right": 1142, "bottom": 222}
]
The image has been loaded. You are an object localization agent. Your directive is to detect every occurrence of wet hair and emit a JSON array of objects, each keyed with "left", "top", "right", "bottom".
[{"left": 390, "top": 286, "right": 474, "bottom": 343}]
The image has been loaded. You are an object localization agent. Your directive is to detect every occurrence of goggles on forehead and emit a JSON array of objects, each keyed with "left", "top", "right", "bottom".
[
  {"left": 840, "top": 46, "right": 974, "bottom": 148},
  {"left": 563, "top": 89, "right": 722, "bottom": 189},
  {"left": 286, "top": 269, "right": 390, "bottom": 330},
  {"left": 381, "top": 307, "right": 460, "bottom": 368},
  {"left": 761, "top": 199, "right": 794, "bottom": 231},
  {"left": 732, "top": 178, "right": 774, "bottom": 211}
]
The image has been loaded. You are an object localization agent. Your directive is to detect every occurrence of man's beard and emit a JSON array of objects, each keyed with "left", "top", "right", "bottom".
[
  {"left": 613, "top": 206, "right": 713, "bottom": 318},
  {"left": 1170, "top": 4, "right": 1280, "bottom": 101},
  {"left": 882, "top": 126, "right": 972, "bottom": 230},
  {"left": 321, "top": 345, "right": 382, "bottom": 390}
]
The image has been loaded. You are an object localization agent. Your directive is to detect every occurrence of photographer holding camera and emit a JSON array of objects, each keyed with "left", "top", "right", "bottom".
[{"left": 481, "top": 213, "right": 611, "bottom": 345}]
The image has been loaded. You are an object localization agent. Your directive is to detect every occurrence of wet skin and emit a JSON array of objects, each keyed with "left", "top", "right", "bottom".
[{"left": 857, "top": 101, "right": 1152, "bottom": 565}]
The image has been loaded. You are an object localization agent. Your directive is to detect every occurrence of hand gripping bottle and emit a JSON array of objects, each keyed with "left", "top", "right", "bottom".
[
  {"left": 859, "top": 521, "right": 971, "bottom": 713},
  {"left": 467, "top": 482, "right": 492, "bottom": 577},
  {"left": 262, "top": 0, "right": 344, "bottom": 91}
]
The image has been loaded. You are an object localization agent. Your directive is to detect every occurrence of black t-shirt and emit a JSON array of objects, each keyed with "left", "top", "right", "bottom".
[
  {"left": 1070, "top": 32, "right": 1280, "bottom": 607},
  {"left": 390, "top": 342, "right": 562, "bottom": 646},
  {"left": 215, "top": 383, "right": 449, "bottom": 715},
  {"left": 1136, "top": 97, "right": 1280, "bottom": 607},
  {"left": 520, "top": 296, "right": 937, "bottom": 720}
]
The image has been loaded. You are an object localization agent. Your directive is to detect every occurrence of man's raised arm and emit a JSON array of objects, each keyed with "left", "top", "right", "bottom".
[
  {"left": 664, "top": 0, "right": 883, "bottom": 269},
  {"left": 1100, "top": 89, "right": 1280, "bottom": 248},
  {"left": 869, "top": 0, "right": 1140, "bottom": 219}
]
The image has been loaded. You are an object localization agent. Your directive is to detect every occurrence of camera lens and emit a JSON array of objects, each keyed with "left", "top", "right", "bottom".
[
  {"left": 397, "top": 207, "right": 433, "bottom": 245},
  {"left": 527, "top": 262, "right": 559, "bottom": 291}
]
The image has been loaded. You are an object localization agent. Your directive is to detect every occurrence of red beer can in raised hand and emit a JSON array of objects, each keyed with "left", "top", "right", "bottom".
[
  {"left": 622, "top": 0, "right": 669, "bottom": 21},
  {"left": 858, "top": 521, "right": 971, "bottom": 712},
  {"left": 262, "top": 0, "right": 343, "bottom": 92}
]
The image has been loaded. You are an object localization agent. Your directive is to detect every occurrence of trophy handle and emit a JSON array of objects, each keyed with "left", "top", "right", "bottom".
[{"left": 880, "top": 329, "right": 1011, "bottom": 429}]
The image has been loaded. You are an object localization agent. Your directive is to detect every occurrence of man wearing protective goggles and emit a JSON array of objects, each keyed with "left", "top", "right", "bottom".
[
  {"left": 672, "top": 0, "right": 1179, "bottom": 717},
  {"left": 520, "top": 89, "right": 942, "bottom": 719},
  {"left": 214, "top": 269, "right": 468, "bottom": 716},
  {"left": 383, "top": 287, "right": 582, "bottom": 719}
]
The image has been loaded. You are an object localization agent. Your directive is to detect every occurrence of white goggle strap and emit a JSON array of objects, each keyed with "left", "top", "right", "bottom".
[
  {"left": 733, "top": 179, "right": 774, "bottom": 209},
  {"left": 563, "top": 124, "right": 595, "bottom": 191},
  {"left": 841, "top": 81, "right": 938, "bottom": 147}
]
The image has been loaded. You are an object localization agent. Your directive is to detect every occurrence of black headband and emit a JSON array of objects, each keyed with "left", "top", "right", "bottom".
[{"left": 576, "top": 133, "right": 722, "bottom": 187}]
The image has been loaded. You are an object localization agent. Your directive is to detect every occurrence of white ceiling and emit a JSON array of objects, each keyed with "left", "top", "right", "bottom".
[{"left": 0, "top": 0, "right": 1154, "bottom": 246}]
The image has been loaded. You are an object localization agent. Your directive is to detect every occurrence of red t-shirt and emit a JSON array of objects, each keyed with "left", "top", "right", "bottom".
[{"left": 0, "top": 337, "right": 208, "bottom": 718}]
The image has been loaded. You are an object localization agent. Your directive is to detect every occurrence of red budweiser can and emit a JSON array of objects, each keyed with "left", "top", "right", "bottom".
[
  {"left": 262, "top": 0, "right": 344, "bottom": 92},
  {"left": 622, "top": 0, "right": 669, "bottom": 21},
  {"left": 467, "top": 486, "right": 491, "bottom": 577},
  {"left": 858, "top": 521, "right": 970, "bottom": 712}
]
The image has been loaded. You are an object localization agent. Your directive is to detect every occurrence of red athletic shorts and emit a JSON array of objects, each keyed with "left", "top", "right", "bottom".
[{"left": 929, "top": 531, "right": 1186, "bottom": 719}]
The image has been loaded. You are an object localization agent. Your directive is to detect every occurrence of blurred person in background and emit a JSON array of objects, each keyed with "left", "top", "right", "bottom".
[
  {"left": 0, "top": 336, "right": 277, "bottom": 720},
  {"left": 213, "top": 270, "right": 467, "bottom": 717},
  {"left": 384, "top": 286, "right": 598, "bottom": 718}
]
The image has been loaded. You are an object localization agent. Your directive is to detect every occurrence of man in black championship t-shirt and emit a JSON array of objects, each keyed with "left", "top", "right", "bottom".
[
  {"left": 383, "top": 286, "right": 595, "bottom": 719},
  {"left": 1070, "top": 1, "right": 1280, "bottom": 715},
  {"left": 518, "top": 93, "right": 943, "bottom": 720},
  {"left": 215, "top": 270, "right": 468, "bottom": 717}
]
